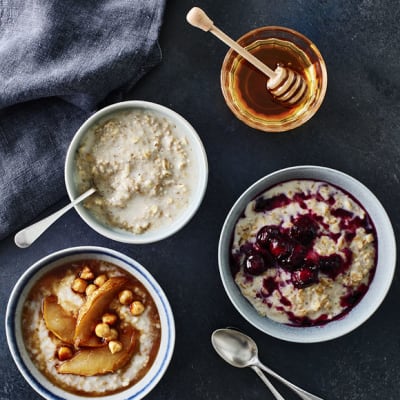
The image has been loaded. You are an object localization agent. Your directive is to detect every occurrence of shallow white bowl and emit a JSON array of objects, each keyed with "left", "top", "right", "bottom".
[
  {"left": 65, "top": 101, "right": 208, "bottom": 244},
  {"left": 218, "top": 165, "right": 396, "bottom": 343},
  {"left": 6, "top": 246, "right": 175, "bottom": 399}
]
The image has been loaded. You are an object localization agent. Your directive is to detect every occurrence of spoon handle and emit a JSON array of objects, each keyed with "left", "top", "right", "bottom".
[
  {"left": 256, "top": 362, "right": 324, "bottom": 400},
  {"left": 14, "top": 188, "right": 96, "bottom": 248},
  {"left": 251, "top": 366, "right": 286, "bottom": 400}
]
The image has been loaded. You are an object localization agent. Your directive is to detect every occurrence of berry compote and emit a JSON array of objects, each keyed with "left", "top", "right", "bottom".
[{"left": 231, "top": 180, "right": 377, "bottom": 327}]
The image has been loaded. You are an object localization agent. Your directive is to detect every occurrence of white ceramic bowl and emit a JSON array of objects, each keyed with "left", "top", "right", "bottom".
[
  {"left": 65, "top": 101, "right": 208, "bottom": 244},
  {"left": 218, "top": 166, "right": 396, "bottom": 342},
  {"left": 6, "top": 246, "right": 175, "bottom": 400}
]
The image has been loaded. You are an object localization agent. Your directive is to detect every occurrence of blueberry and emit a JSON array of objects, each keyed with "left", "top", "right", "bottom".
[
  {"left": 269, "top": 236, "right": 306, "bottom": 270},
  {"left": 269, "top": 236, "right": 293, "bottom": 259},
  {"left": 292, "top": 267, "right": 319, "bottom": 288},
  {"left": 281, "top": 243, "right": 307, "bottom": 270},
  {"left": 245, "top": 253, "right": 267, "bottom": 275},
  {"left": 252, "top": 242, "right": 273, "bottom": 262},
  {"left": 290, "top": 215, "right": 319, "bottom": 245},
  {"left": 256, "top": 225, "right": 280, "bottom": 246},
  {"left": 319, "top": 254, "right": 344, "bottom": 279}
]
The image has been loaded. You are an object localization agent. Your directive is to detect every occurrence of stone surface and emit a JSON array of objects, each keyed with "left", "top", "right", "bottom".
[{"left": 1, "top": 0, "right": 400, "bottom": 399}]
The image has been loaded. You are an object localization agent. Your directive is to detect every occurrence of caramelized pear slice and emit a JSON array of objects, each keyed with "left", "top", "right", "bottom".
[
  {"left": 57, "top": 325, "right": 136, "bottom": 376},
  {"left": 43, "top": 296, "right": 105, "bottom": 348},
  {"left": 74, "top": 277, "right": 127, "bottom": 346},
  {"left": 43, "top": 296, "right": 76, "bottom": 344}
]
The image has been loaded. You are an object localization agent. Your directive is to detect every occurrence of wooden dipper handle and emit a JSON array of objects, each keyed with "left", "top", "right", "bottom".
[
  {"left": 186, "top": 7, "right": 214, "bottom": 32},
  {"left": 186, "top": 7, "right": 276, "bottom": 79}
]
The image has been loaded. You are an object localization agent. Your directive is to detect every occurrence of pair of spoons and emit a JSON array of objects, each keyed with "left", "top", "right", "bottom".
[{"left": 212, "top": 328, "right": 323, "bottom": 400}]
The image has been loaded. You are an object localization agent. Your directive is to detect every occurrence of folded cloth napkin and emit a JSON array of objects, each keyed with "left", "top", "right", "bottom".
[{"left": 0, "top": 0, "right": 166, "bottom": 240}]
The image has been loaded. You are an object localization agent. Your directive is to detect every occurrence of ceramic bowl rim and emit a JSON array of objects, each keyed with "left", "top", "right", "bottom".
[
  {"left": 218, "top": 165, "right": 396, "bottom": 342},
  {"left": 5, "top": 246, "right": 175, "bottom": 399},
  {"left": 64, "top": 100, "right": 208, "bottom": 244}
]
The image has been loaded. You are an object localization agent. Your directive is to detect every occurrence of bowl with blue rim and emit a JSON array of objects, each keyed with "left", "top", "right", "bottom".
[{"left": 6, "top": 246, "right": 175, "bottom": 399}]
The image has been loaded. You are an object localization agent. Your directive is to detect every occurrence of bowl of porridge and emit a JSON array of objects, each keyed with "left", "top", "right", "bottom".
[
  {"left": 65, "top": 101, "right": 208, "bottom": 244},
  {"left": 218, "top": 166, "right": 396, "bottom": 342},
  {"left": 6, "top": 246, "right": 175, "bottom": 399}
]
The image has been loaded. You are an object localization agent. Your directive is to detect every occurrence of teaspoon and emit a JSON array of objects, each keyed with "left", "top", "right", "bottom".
[
  {"left": 211, "top": 328, "right": 324, "bottom": 400},
  {"left": 212, "top": 329, "right": 285, "bottom": 400},
  {"left": 14, "top": 187, "right": 96, "bottom": 248}
]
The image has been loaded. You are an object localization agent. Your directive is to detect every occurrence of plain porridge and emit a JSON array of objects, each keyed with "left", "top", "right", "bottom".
[
  {"left": 22, "top": 260, "right": 161, "bottom": 396},
  {"left": 76, "top": 110, "right": 195, "bottom": 234},
  {"left": 231, "top": 180, "right": 377, "bottom": 326}
]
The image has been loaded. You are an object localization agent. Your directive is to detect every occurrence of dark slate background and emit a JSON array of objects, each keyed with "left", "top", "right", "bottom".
[{"left": 1, "top": 1, "right": 400, "bottom": 399}]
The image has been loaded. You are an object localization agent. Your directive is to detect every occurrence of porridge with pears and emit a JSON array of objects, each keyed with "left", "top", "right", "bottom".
[{"left": 22, "top": 260, "right": 161, "bottom": 396}]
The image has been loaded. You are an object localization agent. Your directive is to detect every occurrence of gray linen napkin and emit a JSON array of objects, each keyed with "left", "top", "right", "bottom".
[{"left": 0, "top": 0, "right": 166, "bottom": 240}]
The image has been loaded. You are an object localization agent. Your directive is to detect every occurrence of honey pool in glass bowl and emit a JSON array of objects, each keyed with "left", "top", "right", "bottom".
[{"left": 220, "top": 26, "right": 327, "bottom": 132}]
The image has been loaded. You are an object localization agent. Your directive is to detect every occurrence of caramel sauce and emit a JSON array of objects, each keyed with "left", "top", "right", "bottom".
[{"left": 232, "top": 42, "right": 312, "bottom": 119}]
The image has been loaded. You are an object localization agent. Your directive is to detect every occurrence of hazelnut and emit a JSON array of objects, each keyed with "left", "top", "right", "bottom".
[
  {"left": 95, "top": 323, "right": 111, "bottom": 339},
  {"left": 94, "top": 274, "right": 108, "bottom": 287},
  {"left": 85, "top": 284, "right": 97, "bottom": 296},
  {"left": 118, "top": 289, "right": 134, "bottom": 305},
  {"left": 108, "top": 328, "right": 119, "bottom": 341},
  {"left": 102, "top": 313, "right": 117, "bottom": 325},
  {"left": 108, "top": 340, "right": 123, "bottom": 354},
  {"left": 71, "top": 278, "right": 88, "bottom": 293},
  {"left": 80, "top": 266, "right": 94, "bottom": 281},
  {"left": 130, "top": 301, "right": 145, "bottom": 316},
  {"left": 57, "top": 346, "right": 73, "bottom": 361}
]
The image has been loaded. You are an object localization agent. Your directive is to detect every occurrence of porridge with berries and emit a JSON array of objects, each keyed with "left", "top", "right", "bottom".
[
  {"left": 22, "top": 260, "right": 161, "bottom": 396},
  {"left": 231, "top": 180, "right": 377, "bottom": 326},
  {"left": 76, "top": 110, "right": 196, "bottom": 234}
]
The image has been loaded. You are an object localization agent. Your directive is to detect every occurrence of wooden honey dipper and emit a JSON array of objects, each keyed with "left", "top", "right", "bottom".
[{"left": 186, "top": 7, "right": 308, "bottom": 106}]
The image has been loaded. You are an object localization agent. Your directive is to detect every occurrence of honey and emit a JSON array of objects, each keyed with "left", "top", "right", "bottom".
[
  {"left": 233, "top": 41, "right": 311, "bottom": 117},
  {"left": 221, "top": 26, "right": 327, "bottom": 132}
]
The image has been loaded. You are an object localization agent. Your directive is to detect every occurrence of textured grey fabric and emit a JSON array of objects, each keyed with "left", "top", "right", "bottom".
[{"left": 0, "top": 0, "right": 166, "bottom": 240}]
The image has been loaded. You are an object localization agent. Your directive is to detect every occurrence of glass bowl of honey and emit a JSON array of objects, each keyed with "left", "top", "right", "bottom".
[{"left": 220, "top": 26, "right": 327, "bottom": 132}]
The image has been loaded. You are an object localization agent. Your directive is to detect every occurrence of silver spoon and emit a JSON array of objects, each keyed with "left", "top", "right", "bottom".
[
  {"left": 212, "top": 329, "right": 285, "bottom": 400},
  {"left": 14, "top": 187, "right": 96, "bottom": 248},
  {"left": 211, "top": 328, "right": 324, "bottom": 400}
]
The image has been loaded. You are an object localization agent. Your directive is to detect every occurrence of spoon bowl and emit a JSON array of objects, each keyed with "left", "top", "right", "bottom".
[{"left": 211, "top": 328, "right": 258, "bottom": 368}]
